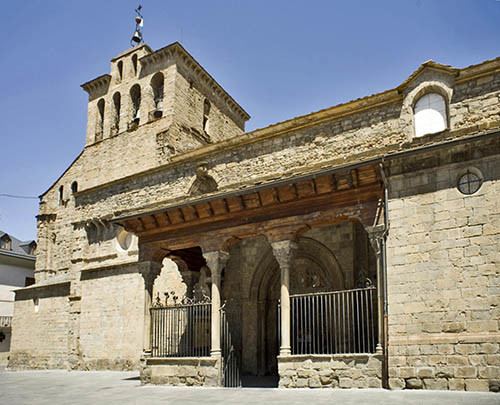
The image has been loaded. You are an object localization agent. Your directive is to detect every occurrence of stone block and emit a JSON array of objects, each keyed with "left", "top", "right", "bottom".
[
  {"left": 308, "top": 376, "right": 321, "bottom": 388},
  {"left": 389, "top": 378, "right": 405, "bottom": 390},
  {"left": 339, "top": 377, "right": 353, "bottom": 388},
  {"left": 367, "top": 377, "right": 381, "bottom": 388},
  {"left": 399, "top": 367, "right": 416, "bottom": 378},
  {"left": 405, "top": 378, "right": 423, "bottom": 389},
  {"left": 464, "top": 379, "right": 490, "bottom": 392},
  {"left": 297, "top": 368, "right": 312, "bottom": 378},
  {"left": 280, "top": 377, "right": 292, "bottom": 387},
  {"left": 448, "top": 378, "right": 465, "bottom": 391},
  {"left": 296, "top": 378, "right": 308, "bottom": 388},
  {"left": 423, "top": 378, "right": 448, "bottom": 390},
  {"left": 416, "top": 367, "right": 435, "bottom": 378},
  {"left": 456, "top": 366, "right": 477, "bottom": 378}
]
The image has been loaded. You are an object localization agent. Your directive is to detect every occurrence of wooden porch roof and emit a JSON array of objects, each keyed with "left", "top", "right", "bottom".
[{"left": 114, "top": 163, "right": 383, "bottom": 244}]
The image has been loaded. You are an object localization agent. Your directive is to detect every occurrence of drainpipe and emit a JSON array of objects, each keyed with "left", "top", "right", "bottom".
[{"left": 378, "top": 161, "right": 390, "bottom": 389}]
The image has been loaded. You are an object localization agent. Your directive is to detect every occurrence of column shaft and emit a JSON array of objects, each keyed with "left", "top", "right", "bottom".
[{"left": 270, "top": 240, "right": 298, "bottom": 356}]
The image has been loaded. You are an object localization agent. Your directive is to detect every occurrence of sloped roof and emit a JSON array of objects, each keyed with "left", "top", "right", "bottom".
[{"left": 0, "top": 230, "right": 36, "bottom": 259}]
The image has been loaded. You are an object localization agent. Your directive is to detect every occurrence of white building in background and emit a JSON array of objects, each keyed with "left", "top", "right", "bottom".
[{"left": 0, "top": 231, "right": 35, "bottom": 362}]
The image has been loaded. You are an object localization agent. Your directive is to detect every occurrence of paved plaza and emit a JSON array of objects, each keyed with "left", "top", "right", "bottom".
[{"left": 0, "top": 365, "right": 498, "bottom": 405}]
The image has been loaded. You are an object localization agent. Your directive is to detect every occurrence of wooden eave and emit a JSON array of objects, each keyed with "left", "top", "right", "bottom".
[{"left": 114, "top": 164, "right": 383, "bottom": 244}]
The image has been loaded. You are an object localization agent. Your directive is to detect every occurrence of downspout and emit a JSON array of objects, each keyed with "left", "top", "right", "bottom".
[{"left": 378, "top": 160, "right": 390, "bottom": 389}]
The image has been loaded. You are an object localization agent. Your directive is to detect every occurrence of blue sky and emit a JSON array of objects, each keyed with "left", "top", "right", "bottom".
[{"left": 1, "top": 0, "right": 499, "bottom": 241}]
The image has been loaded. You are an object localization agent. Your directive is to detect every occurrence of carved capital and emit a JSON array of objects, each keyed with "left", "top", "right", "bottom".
[
  {"left": 138, "top": 261, "right": 163, "bottom": 289},
  {"left": 202, "top": 250, "right": 230, "bottom": 280},
  {"left": 365, "top": 224, "right": 385, "bottom": 258},
  {"left": 270, "top": 240, "right": 298, "bottom": 271}
]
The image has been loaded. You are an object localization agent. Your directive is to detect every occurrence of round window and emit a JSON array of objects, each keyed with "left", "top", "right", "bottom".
[
  {"left": 116, "top": 227, "right": 133, "bottom": 251},
  {"left": 457, "top": 171, "right": 482, "bottom": 195}
]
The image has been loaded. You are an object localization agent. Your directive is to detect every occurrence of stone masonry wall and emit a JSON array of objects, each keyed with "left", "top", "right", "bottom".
[
  {"left": 386, "top": 146, "right": 500, "bottom": 391},
  {"left": 278, "top": 354, "right": 383, "bottom": 388},
  {"left": 78, "top": 266, "right": 145, "bottom": 370},
  {"left": 141, "top": 357, "right": 220, "bottom": 386},
  {"left": 9, "top": 283, "right": 70, "bottom": 369}
]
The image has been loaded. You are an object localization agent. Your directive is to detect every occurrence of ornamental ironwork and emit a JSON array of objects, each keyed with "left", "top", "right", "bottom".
[{"left": 153, "top": 291, "right": 211, "bottom": 308}]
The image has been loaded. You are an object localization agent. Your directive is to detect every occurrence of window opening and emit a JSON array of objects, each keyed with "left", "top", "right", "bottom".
[
  {"left": 151, "top": 72, "right": 164, "bottom": 119},
  {"left": 71, "top": 181, "right": 78, "bottom": 194},
  {"left": 59, "top": 185, "right": 64, "bottom": 203},
  {"left": 0, "top": 236, "right": 11, "bottom": 250},
  {"left": 203, "top": 99, "right": 211, "bottom": 133},
  {"left": 414, "top": 93, "right": 447, "bottom": 137},
  {"left": 112, "top": 92, "right": 121, "bottom": 134},
  {"left": 96, "top": 98, "right": 105, "bottom": 141},
  {"left": 132, "top": 54, "right": 138, "bottom": 76},
  {"left": 458, "top": 170, "right": 482, "bottom": 195},
  {"left": 130, "top": 85, "right": 141, "bottom": 124},
  {"left": 117, "top": 61, "right": 123, "bottom": 81}
]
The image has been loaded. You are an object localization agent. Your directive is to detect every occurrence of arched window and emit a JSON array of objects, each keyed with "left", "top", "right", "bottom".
[
  {"left": 117, "top": 61, "right": 123, "bottom": 81},
  {"left": 130, "top": 85, "right": 141, "bottom": 123},
  {"left": 96, "top": 98, "right": 105, "bottom": 141},
  {"left": 132, "top": 54, "right": 138, "bottom": 76},
  {"left": 151, "top": 72, "right": 164, "bottom": 118},
  {"left": 203, "top": 99, "right": 211, "bottom": 133},
  {"left": 414, "top": 93, "right": 447, "bottom": 138},
  {"left": 112, "top": 92, "right": 121, "bottom": 134},
  {"left": 59, "top": 185, "right": 64, "bottom": 202},
  {"left": 71, "top": 181, "right": 78, "bottom": 194}
]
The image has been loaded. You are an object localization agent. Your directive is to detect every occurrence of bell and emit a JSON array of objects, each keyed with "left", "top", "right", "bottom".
[
  {"left": 135, "top": 16, "right": 143, "bottom": 26},
  {"left": 131, "top": 30, "right": 142, "bottom": 44}
]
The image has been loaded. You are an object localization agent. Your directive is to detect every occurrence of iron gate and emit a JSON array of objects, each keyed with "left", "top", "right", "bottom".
[{"left": 221, "top": 305, "right": 241, "bottom": 388}]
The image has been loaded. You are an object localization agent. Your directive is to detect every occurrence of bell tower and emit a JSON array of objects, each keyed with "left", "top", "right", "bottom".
[{"left": 79, "top": 9, "right": 250, "bottom": 190}]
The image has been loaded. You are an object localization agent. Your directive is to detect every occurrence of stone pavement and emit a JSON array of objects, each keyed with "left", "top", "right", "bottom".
[{"left": 0, "top": 365, "right": 498, "bottom": 405}]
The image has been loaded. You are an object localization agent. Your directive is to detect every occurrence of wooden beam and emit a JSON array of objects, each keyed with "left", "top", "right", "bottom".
[
  {"left": 277, "top": 184, "right": 297, "bottom": 203},
  {"left": 194, "top": 202, "right": 213, "bottom": 219},
  {"left": 167, "top": 209, "right": 184, "bottom": 224},
  {"left": 242, "top": 192, "right": 261, "bottom": 209},
  {"left": 259, "top": 188, "right": 279, "bottom": 206},
  {"left": 295, "top": 180, "right": 316, "bottom": 198},
  {"left": 226, "top": 196, "right": 244, "bottom": 213},
  {"left": 181, "top": 205, "right": 198, "bottom": 222},
  {"left": 139, "top": 183, "right": 382, "bottom": 242},
  {"left": 314, "top": 175, "right": 334, "bottom": 194}
]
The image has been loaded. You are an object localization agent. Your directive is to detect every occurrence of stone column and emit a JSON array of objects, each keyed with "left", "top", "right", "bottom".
[
  {"left": 202, "top": 250, "right": 230, "bottom": 358},
  {"left": 139, "top": 261, "right": 163, "bottom": 356},
  {"left": 270, "top": 240, "right": 298, "bottom": 356},
  {"left": 366, "top": 225, "right": 385, "bottom": 355}
]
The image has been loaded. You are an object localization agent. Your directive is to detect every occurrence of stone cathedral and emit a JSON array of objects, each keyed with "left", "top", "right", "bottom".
[{"left": 8, "top": 40, "right": 500, "bottom": 392}]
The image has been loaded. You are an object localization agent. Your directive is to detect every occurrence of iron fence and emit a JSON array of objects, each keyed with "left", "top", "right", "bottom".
[
  {"left": 150, "top": 302, "right": 211, "bottom": 357},
  {"left": 0, "top": 316, "right": 12, "bottom": 327},
  {"left": 290, "top": 286, "right": 377, "bottom": 355},
  {"left": 221, "top": 307, "right": 241, "bottom": 387}
]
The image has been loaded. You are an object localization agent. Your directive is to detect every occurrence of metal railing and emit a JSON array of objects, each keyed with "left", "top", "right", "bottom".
[
  {"left": 221, "top": 307, "right": 241, "bottom": 387},
  {"left": 290, "top": 286, "right": 377, "bottom": 355},
  {"left": 150, "top": 302, "right": 211, "bottom": 357},
  {"left": 0, "top": 316, "right": 12, "bottom": 327}
]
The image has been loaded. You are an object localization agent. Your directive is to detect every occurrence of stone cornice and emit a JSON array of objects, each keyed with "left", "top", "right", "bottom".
[
  {"left": 140, "top": 42, "right": 250, "bottom": 123},
  {"left": 80, "top": 74, "right": 111, "bottom": 97}
]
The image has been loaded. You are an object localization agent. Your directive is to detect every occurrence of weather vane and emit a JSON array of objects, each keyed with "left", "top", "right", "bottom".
[{"left": 131, "top": 5, "right": 144, "bottom": 46}]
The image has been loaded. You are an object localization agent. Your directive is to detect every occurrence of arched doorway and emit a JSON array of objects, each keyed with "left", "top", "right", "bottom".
[{"left": 249, "top": 237, "right": 345, "bottom": 377}]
